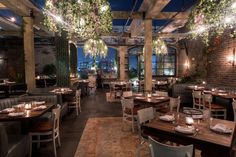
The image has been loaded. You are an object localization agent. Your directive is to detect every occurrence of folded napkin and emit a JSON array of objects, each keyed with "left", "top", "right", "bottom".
[
  {"left": 159, "top": 115, "right": 175, "bottom": 122},
  {"left": 210, "top": 124, "right": 232, "bottom": 134},
  {"left": 133, "top": 93, "right": 143, "bottom": 97},
  {"left": 0, "top": 108, "right": 15, "bottom": 113},
  {"left": 175, "top": 126, "right": 195, "bottom": 134},
  {"left": 8, "top": 112, "right": 24, "bottom": 117},
  {"left": 192, "top": 114, "right": 203, "bottom": 119},
  {"left": 34, "top": 101, "right": 45, "bottom": 105},
  {"left": 152, "top": 94, "right": 158, "bottom": 97},
  {"left": 33, "top": 105, "right": 47, "bottom": 111}
]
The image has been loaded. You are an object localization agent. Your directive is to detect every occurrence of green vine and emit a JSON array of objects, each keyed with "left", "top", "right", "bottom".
[
  {"left": 188, "top": 0, "right": 236, "bottom": 46},
  {"left": 43, "top": 0, "right": 112, "bottom": 40}
]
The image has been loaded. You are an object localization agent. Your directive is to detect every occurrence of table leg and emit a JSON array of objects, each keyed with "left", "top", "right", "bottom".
[{"left": 227, "top": 99, "right": 234, "bottom": 121}]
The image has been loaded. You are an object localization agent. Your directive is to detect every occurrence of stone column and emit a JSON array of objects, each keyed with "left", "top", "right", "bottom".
[
  {"left": 55, "top": 31, "right": 70, "bottom": 87},
  {"left": 69, "top": 43, "right": 78, "bottom": 77},
  {"left": 23, "top": 17, "right": 35, "bottom": 92},
  {"left": 119, "top": 46, "right": 127, "bottom": 80},
  {"left": 144, "top": 19, "right": 152, "bottom": 93}
]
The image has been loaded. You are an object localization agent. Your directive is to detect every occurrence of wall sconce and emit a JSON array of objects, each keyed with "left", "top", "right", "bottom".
[
  {"left": 184, "top": 60, "right": 190, "bottom": 69},
  {"left": 227, "top": 48, "right": 236, "bottom": 66}
]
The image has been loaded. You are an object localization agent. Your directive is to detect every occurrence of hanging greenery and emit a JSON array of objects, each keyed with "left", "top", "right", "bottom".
[
  {"left": 43, "top": 0, "right": 112, "bottom": 40},
  {"left": 188, "top": 0, "right": 236, "bottom": 46},
  {"left": 83, "top": 38, "right": 108, "bottom": 58}
]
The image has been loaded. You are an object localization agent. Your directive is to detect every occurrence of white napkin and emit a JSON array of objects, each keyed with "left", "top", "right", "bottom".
[
  {"left": 135, "top": 97, "right": 144, "bottom": 99},
  {"left": 159, "top": 115, "right": 175, "bottom": 122},
  {"left": 192, "top": 114, "right": 203, "bottom": 119},
  {"left": 175, "top": 126, "right": 195, "bottom": 134},
  {"left": 8, "top": 112, "right": 24, "bottom": 117},
  {"left": 211, "top": 124, "right": 232, "bottom": 133},
  {"left": 33, "top": 105, "right": 47, "bottom": 111},
  {"left": 0, "top": 108, "right": 15, "bottom": 113},
  {"left": 34, "top": 101, "right": 45, "bottom": 105}
]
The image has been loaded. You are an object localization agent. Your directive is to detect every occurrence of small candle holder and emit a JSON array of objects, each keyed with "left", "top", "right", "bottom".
[
  {"left": 24, "top": 103, "right": 32, "bottom": 110},
  {"left": 186, "top": 117, "right": 194, "bottom": 126},
  {"left": 194, "top": 85, "right": 198, "bottom": 90},
  {"left": 147, "top": 93, "right": 152, "bottom": 98}
]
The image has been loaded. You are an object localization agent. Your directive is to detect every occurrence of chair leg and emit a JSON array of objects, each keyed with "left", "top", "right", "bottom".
[
  {"left": 57, "top": 133, "right": 61, "bottom": 147},
  {"left": 132, "top": 117, "right": 135, "bottom": 132},
  {"left": 136, "top": 140, "right": 145, "bottom": 157},
  {"left": 29, "top": 134, "right": 32, "bottom": 157},
  {"left": 37, "top": 135, "right": 40, "bottom": 149},
  {"left": 76, "top": 106, "right": 79, "bottom": 116},
  {"left": 53, "top": 138, "right": 57, "bottom": 157},
  {"left": 79, "top": 100, "right": 81, "bottom": 112}
]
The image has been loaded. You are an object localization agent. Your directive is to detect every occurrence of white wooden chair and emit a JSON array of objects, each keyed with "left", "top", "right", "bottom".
[
  {"left": 29, "top": 105, "right": 61, "bottom": 157},
  {"left": 148, "top": 136, "right": 193, "bottom": 157},
  {"left": 88, "top": 75, "right": 96, "bottom": 95},
  {"left": 67, "top": 89, "right": 81, "bottom": 116},
  {"left": 122, "top": 91, "right": 133, "bottom": 98},
  {"left": 232, "top": 99, "right": 236, "bottom": 121},
  {"left": 202, "top": 94, "right": 227, "bottom": 119},
  {"left": 169, "top": 96, "right": 181, "bottom": 113},
  {"left": 192, "top": 91, "right": 204, "bottom": 109},
  {"left": 121, "top": 98, "right": 137, "bottom": 132},
  {"left": 136, "top": 107, "right": 155, "bottom": 157}
]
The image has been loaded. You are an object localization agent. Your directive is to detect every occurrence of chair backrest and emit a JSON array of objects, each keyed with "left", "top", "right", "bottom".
[
  {"left": 52, "top": 105, "right": 61, "bottom": 134},
  {"left": 0, "top": 98, "right": 18, "bottom": 110},
  {"left": 155, "top": 91, "right": 168, "bottom": 97},
  {"left": 202, "top": 94, "right": 212, "bottom": 109},
  {"left": 192, "top": 91, "right": 202, "bottom": 100},
  {"left": 76, "top": 89, "right": 81, "bottom": 101},
  {"left": 148, "top": 136, "right": 193, "bottom": 157},
  {"left": 121, "top": 98, "right": 134, "bottom": 110},
  {"left": 232, "top": 99, "right": 236, "bottom": 121},
  {"left": 169, "top": 96, "right": 181, "bottom": 112},
  {"left": 137, "top": 107, "right": 155, "bottom": 139},
  {"left": 122, "top": 91, "right": 133, "bottom": 98}
]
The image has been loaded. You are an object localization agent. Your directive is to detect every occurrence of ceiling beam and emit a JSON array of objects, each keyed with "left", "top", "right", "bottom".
[
  {"left": 112, "top": 11, "right": 143, "bottom": 19},
  {"left": 0, "top": 31, "right": 21, "bottom": 36},
  {"left": 0, "top": 0, "right": 31, "bottom": 16},
  {"left": 0, "top": 2, "right": 6, "bottom": 9},
  {"left": 1, "top": 0, "right": 53, "bottom": 36},
  {"left": 112, "top": 11, "right": 189, "bottom": 20},
  {"left": 129, "top": 0, "right": 171, "bottom": 37},
  {"left": 146, "top": 0, "right": 171, "bottom": 18}
]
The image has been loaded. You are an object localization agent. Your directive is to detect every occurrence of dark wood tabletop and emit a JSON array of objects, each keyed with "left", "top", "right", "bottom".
[
  {"left": 143, "top": 112, "right": 236, "bottom": 157},
  {"left": 134, "top": 96, "right": 170, "bottom": 105},
  {"left": 0, "top": 103, "right": 55, "bottom": 122}
]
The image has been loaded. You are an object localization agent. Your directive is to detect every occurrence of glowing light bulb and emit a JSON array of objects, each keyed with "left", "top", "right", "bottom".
[
  {"left": 10, "top": 17, "right": 16, "bottom": 22},
  {"left": 224, "top": 16, "right": 233, "bottom": 24},
  {"left": 101, "top": 5, "right": 108, "bottom": 12},
  {"left": 198, "top": 26, "right": 206, "bottom": 33},
  {"left": 55, "top": 15, "right": 63, "bottom": 23},
  {"left": 232, "top": 2, "right": 236, "bottom": 9}
]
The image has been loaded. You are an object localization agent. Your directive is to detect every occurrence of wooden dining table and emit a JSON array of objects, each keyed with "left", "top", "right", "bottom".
[
  {"left": 133, "top": 95, "right": 170, "bottom": 108},
  {"left": 0, "top": 103, "right": 55, "bottom": 122},
  {"left": 142, "top": 112, "right": 236, "bottom": 157}
]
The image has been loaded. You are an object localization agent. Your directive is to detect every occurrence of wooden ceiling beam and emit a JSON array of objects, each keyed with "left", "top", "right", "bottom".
[
  {"left": 112, "top": 11, "right": 143, "bottom": 19},
  {"left": 146, "top": 0, "right": 171, "bottom": 18},
  {"left": 0, "top": 31, "right": 21, "bottom": 36},
  {"left": 0, "top": 0, "right": 31, "bottom": 16}
]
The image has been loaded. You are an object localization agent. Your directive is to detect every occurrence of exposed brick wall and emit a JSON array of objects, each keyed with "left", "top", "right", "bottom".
[
  {"left": 181, "top": 33, "right": 236, "bottom": 87},
  {"left": 207, "top": 35, "right": 236, "bottom": 87}
]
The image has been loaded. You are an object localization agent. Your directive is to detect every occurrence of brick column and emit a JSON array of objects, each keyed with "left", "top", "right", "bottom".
[
  {"left": 144, "top": 19, "right": 152, "bottom": 93},
  {"left": 23, "top": 17, "right": 36, "bottom": 92}
]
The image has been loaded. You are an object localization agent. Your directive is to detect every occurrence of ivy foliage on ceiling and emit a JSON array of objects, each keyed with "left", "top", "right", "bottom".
[
  {"left": 43, "top": 0, "right": 112, "bottom": 40},
  {"left": 188, "top": 0, "right": 236, "bottom": 46}
]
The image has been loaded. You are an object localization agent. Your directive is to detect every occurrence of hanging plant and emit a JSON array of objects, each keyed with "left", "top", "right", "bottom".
[
  {"left": 142, "top": 38, "right": 168, "bottom": 55},
  {"left": 188, "top": 0, "right": 236, "bottom": 46},
  {"left": 43, "top": 0, "right": 112, "bottom": 40}
]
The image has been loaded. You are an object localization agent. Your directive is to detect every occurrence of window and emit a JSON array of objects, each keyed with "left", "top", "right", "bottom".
[{"left": 139, "top": 46, "right": 176, "bottom": 77}]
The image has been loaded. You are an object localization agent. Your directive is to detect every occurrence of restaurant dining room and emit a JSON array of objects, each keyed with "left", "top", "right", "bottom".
[{"left": 0, "top": 0, "right": 236, "bottom": 157}]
